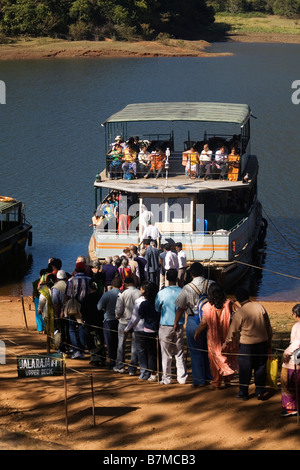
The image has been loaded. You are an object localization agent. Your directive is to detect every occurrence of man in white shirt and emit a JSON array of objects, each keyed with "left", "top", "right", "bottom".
[
  {"left": 199, "top": 143, "right": 212, "bottom": 180},
  {"left": 212, "top": 145, "right": 228, "bottom": 180},
  {"left": 138, "top": 145, "right": 151, "bottom": 177},
  {"left": 140, "top": 204, "right": 154, "bottom": 230},
  {"left": 140, "top": 220, "right": 161, "bottom": 247},
  {"left": 175, "top": 242, "right": 187, "bottom": 287},
  {"left": 164, "top": 243, "right": 179, "bottom": 286}
]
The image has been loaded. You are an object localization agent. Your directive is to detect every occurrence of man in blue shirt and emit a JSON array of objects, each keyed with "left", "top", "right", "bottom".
[{"left": 155, "top": 269, "right": 188, "bottom": 385}]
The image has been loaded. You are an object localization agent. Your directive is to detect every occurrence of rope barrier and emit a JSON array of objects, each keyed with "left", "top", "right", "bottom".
[
  {"left": 234, "top": 259, "right": 300, "bottom": 280},
  {"left": 1, "top": 334, "right": 277, "bottom": 390},
  {"left": 262, "top": 206, "right": 300, "bottom": 257},
  {"left": 2, "top": 302, "right": 288, "bottom": 391},
  {"left": 61, "top": 315, "right": 279, "bottom": 357}
]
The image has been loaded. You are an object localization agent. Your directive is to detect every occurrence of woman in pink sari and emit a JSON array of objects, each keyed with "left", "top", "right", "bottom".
[{"left": 194, "top": 283, "right": 238, "bottom": 389}]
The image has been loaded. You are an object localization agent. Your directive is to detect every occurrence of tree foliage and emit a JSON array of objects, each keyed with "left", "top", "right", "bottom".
[{"left": 0, "top": 0, "right": 215, "bottom": 39}]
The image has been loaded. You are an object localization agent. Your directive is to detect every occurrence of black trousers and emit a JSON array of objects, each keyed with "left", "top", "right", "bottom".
[{"left": 238, "top": 341, "right": 268, "bottom": 396}]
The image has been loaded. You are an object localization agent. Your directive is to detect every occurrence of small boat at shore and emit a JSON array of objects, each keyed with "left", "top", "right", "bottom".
[
  {"left": 0, "top": 197, "right": 32, "bottom": 267},
  {"left": 89, "top": 102, "right": 267, "bottom": 289}
]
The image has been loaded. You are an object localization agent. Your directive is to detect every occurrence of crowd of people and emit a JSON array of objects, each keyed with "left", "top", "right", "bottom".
[
  {"left": 107, "top": 135, "right": 242, "bottom": 182},
  {"left": 182, "top": 143, "right": 241, "bottom": 181},
  {"left": 32, "top": 247, "right": 300, "bottom": 417},
  {"left": 108, "top": 135, "right": 167, "bottom": 180}
]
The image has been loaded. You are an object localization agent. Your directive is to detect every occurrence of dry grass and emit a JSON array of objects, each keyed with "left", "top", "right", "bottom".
[{"left": 215, "top": 13, "right": 300, "bottom": 35}]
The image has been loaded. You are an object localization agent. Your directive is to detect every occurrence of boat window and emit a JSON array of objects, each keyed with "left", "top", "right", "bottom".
[
  {"left": 0, "top": 208, "right": 20, "bottom": 231},
  {"left": 167, "top": 197, "right": 191, "bottom": 223},
  {"left": 142, "top": 197, "right": 165, "bottom": 223}
]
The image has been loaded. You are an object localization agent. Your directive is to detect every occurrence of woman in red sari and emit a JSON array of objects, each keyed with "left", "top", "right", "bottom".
[{"left": 194, "top": 283, "right": 238, "bottom": 389}]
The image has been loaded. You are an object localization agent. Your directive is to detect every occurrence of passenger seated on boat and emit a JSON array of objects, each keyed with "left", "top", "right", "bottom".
[
  {"left": 211, "top": 145, "right": 229, "bottom": 180},
  {"left": 126, "top": 136, "right": 140, "bottom": 154},
  {"left": 108, "top": 143, "right": 123, "bottom": 179},
  {"left": 111, "top": 135, "right": 125, "bottom": 151},
  {"left": 138, "top": 144, "right": 151, "bottom": 177},
  {"left": 144, "top": 148, "right": 166, "bottom": 179},
  {"left": 182, "top": 147, "right": 200, "bottom": 179},
  {"left": 227, "top": 147, "right": 241, "bottom": 181},
  {"left": 122, "top": 144, "right": 137, "bottom": 179},
  {"left": 199, "top": 143, "right": 213, "bottom": 180}
]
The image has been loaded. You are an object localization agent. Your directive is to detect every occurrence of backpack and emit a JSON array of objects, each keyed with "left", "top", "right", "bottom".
[
  {"left": 62, "top": 281, "right": 83, "bottom": 324},
  {"left": 189, "top": 279, "right": 209, "bottom": 325},
  {"left": 119, "top": 267, "right": 131, "bottom": 291},
  {"left": 62, "top": 297, "right": 83, "bottom": 324}
]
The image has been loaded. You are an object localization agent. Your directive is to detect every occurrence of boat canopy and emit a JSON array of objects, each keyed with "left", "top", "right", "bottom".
[
  {"left": 101, "top": 102, "right": 251, "bottom": 127},
  {"left": 0, "top": 199, "right": 20, "bottom": 214}
]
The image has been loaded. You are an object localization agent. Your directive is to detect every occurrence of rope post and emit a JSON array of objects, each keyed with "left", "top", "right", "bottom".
[
  {"left": 46, "top": 311, "right": 50, "bottom": 354},
  {"left": 156, "top": 335, "right": 160, "bottom": 383},
  {"left": 63, "top": 359, "right": 69, "bottom": 434},
  {"left": 90, "top": 374, "right": 96, "bottom": 426},
  {"left": 20, "top": 291, "right": 28, "bottom": 330},
  {"left": 294, "top": 363, "right": 300, "bottom": 426}
]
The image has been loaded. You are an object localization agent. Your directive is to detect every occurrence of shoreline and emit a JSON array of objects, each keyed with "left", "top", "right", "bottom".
[{"left": 1, "top": 32, "right": 300, "bottom": 61}]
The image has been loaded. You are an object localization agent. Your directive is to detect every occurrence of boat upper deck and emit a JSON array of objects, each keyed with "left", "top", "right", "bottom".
[
  {"left": 97, "top": 102, "right": 257, "bottom": 194},
  {"left": 94, "top": 154, "right": 258, "bottom": 194}
]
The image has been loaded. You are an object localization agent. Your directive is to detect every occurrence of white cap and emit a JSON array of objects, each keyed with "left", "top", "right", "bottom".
[{"left": 56, "top": 270, "right": 66, "bottom": 280}]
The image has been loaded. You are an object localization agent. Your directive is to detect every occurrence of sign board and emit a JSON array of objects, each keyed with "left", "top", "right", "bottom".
[
  {"left": 294, "top": 348, "right": 300, "bottom": 365},
  {"left": 17, "top": 353, "right": 64, "bottom": 378}
]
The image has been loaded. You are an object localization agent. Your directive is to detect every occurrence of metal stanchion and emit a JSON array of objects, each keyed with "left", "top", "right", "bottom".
[
  {"left": 63, "top": 359, "right": 69, "bottom": 434},
  {"left": 90, "top": 374, "right": 96, "bottom": 426}
]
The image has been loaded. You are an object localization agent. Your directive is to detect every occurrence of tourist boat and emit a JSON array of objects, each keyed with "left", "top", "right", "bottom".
[
  {"left": 0, "top": 196, "right": 32, "bottom": 265},
  {"left": 89, "top": 102, "right": 267, "bottom": 289}
]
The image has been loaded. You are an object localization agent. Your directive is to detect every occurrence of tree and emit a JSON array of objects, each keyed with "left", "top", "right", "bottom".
[
  {"left": 272, "top": 0, "right": 300, "bottom": 17},
  {"left": 1, "top": 0, "right": 72, "bottom": 36}
]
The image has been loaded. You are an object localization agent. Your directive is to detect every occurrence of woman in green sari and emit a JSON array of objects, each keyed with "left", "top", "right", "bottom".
[{"left": 38, "top": 274, "right": 56, "bottom": 347}]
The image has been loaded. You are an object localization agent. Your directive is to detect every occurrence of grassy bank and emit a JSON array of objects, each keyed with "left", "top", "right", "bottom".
[
  {"left": 1, "top": 14, "right": 300, "bottom": 60},
  {"left": 214, "top": 12, "right": 300, "bottom": 37}
]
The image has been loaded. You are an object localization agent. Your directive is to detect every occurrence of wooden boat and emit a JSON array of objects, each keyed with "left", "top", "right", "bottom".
[
  {"left": 0, "top": 197, "right": 32, "bottom": 266},
  {"left": 89, "top": 102, "right": 267, "bottom": 289}
]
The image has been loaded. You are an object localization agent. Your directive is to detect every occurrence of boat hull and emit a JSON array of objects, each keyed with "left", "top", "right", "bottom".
[{"left": 0, "top": 223, "right": 32, "bottom": 266}]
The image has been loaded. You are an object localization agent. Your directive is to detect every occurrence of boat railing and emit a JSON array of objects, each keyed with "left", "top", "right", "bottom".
[{"left": 105, "top": 150, "right": 241, "bottom": 181}]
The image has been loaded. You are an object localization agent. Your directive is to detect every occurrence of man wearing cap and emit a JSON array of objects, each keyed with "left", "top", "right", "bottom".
[{"left": 72, "top": 256, "right": 93, "bottom": 278}]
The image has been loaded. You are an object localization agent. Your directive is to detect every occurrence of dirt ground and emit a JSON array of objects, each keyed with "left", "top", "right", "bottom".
[
  {"left": 0, "top": 38, "right": 227, "bottom": 60},
  {"left": 0, "top": 295, "right": 299, "bottom": 451},
  {"left": 1, "top": 32, "right": 300, "bottom": 61}
]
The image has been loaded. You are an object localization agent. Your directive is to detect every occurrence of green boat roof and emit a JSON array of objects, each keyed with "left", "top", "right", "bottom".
[{"left": 102, "top": 102, "right": 251, "bottom": 126}]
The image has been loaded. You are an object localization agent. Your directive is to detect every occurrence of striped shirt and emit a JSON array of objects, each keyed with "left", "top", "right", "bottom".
[{"left": 66, "top": 273, "right": 91, "bottom": 303}]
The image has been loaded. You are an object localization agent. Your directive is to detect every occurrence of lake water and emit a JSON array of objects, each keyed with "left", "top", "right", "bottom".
[{"left": 0, "top": 42, "right": 299, "bottom": 301}]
